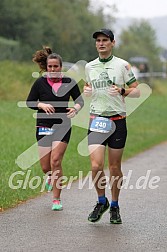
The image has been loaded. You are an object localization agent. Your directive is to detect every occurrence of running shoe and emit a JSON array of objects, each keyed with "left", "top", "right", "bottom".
[
  {"left": 110, "top": 206, "right": 122, "bottom": 224},
  {"left": 52, "top": 198, "right": 63, "bottom": 211},
  {"left": 88, "top": 198, "right": 109, "bottom": 222},
  {"left": 45, "top": 176, "right": 53, "bottom": 192}
]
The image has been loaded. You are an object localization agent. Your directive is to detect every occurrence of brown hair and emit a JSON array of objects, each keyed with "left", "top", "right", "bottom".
[{"left": 32, "top": 46, "right": 62, "bottom": 72}]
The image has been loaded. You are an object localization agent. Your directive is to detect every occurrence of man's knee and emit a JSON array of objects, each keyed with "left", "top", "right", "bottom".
[{"left": 91, "top": 162, "right": 104, "bottom": 173}]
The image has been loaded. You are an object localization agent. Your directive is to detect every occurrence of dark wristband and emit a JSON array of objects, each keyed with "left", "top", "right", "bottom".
[{"left": 120, "top": 88, "right": 125, "bottom": 95}]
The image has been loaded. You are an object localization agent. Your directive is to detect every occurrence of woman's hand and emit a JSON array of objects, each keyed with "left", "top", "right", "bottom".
[
  {"left": 83, "top": 83, "right": 92, "bottom": 97},
  {"left": 37, "top": 102, "right": 55, "bottom": 115},
  {"left": 66, "top": 107, "right": 77, "bottom": 118}
]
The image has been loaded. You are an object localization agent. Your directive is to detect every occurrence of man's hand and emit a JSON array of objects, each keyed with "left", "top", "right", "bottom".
[
  {"left": 108, "top": 85, "right": 121, "bottom": 96},
  {"left": 83, "top": 83, "right": 92, "bottom": 97}
]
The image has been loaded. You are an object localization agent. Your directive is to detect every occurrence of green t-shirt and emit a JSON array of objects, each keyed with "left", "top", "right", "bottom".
[{"left": 85, "top": 55, "right": 136, "bottom": 116}]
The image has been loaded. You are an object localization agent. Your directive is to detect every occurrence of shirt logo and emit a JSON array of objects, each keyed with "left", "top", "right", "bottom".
[{"left": 92, "top": 72, "right": 113, "bottom": 89}]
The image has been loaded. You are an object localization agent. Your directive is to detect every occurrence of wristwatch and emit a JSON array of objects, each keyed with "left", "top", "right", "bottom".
[{"left": 120, "top": 88, "right": 125, "bottom": 96}]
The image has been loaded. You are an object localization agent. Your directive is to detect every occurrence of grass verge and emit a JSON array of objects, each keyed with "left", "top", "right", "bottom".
[{"left": 0, "top": 77, "right": 167, "bottom": 211}]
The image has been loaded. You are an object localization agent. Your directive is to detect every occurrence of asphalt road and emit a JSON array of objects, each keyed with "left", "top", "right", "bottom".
[{"left": 1, "top": 142, "right": 167, "bottom": 252}]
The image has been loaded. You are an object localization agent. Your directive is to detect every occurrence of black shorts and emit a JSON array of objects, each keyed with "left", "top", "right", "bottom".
[
  {"left": 88, "top": 118, "right": 127, "bottom": 149},
  {"left": 36, "top": 125, "right": 71, "bottom": 147}
]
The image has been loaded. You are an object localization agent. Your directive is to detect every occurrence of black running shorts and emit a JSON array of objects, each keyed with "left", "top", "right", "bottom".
[
  {"left": 88, "top": 118, "right": 127, "bottom": 149},
  {"left": 36, "top": 125, "right": 71, "bottom": 147}
]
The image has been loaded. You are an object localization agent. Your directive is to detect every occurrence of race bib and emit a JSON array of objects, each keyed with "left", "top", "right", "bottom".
[
  {"left": 38, "top": 127, "right": 55, "bottom": 135},
  {"left": 90, "top": 117, "right": 112, "bottom": 133}
]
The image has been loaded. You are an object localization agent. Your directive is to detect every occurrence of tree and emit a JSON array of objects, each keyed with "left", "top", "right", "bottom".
[
  {"left": 115, "top": 20, "right": 161, "bottom": 71},
  {"left": 0, "top": 0, "right": 116, "bottom": 62}
]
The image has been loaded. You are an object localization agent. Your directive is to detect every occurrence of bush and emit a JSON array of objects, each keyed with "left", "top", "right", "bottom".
[{"left": 0, "top": 37, "right": 21, "bottom": 61}]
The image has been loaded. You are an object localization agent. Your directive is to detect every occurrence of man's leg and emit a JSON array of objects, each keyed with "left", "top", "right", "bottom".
[
  {"left": 108, "top": 147, "right": 124, "bottom": 224},
  {"left": 87, "top": 144, "right": 109, "bottom": 222},
  {"left": 89, "top": 144, "right": 106, "bottom": 196}
]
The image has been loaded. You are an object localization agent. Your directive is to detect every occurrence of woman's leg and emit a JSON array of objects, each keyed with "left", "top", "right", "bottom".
[
  {"left": 50, "top": 141, "right": 68, "bottom": 199},
  {"left": 38, "top": 146, "right": 52, "bottom": 174}
]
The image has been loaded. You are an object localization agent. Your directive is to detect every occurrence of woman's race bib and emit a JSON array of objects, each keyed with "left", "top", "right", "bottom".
[
  {"left": 90, "top": 117, "right": 112, "bottom": 133},
  {"left": 38, "top": 127, "right": 55, "bottom": 135}
]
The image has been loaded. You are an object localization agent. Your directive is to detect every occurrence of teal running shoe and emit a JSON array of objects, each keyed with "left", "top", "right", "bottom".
[{"left": 52, "top": 199, "right": 63, "bottom": 211}]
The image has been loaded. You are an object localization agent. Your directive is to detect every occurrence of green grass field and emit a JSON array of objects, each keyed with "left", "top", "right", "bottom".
[{"left": 0, "top": 61, "right": 167, "bottom": 211}]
